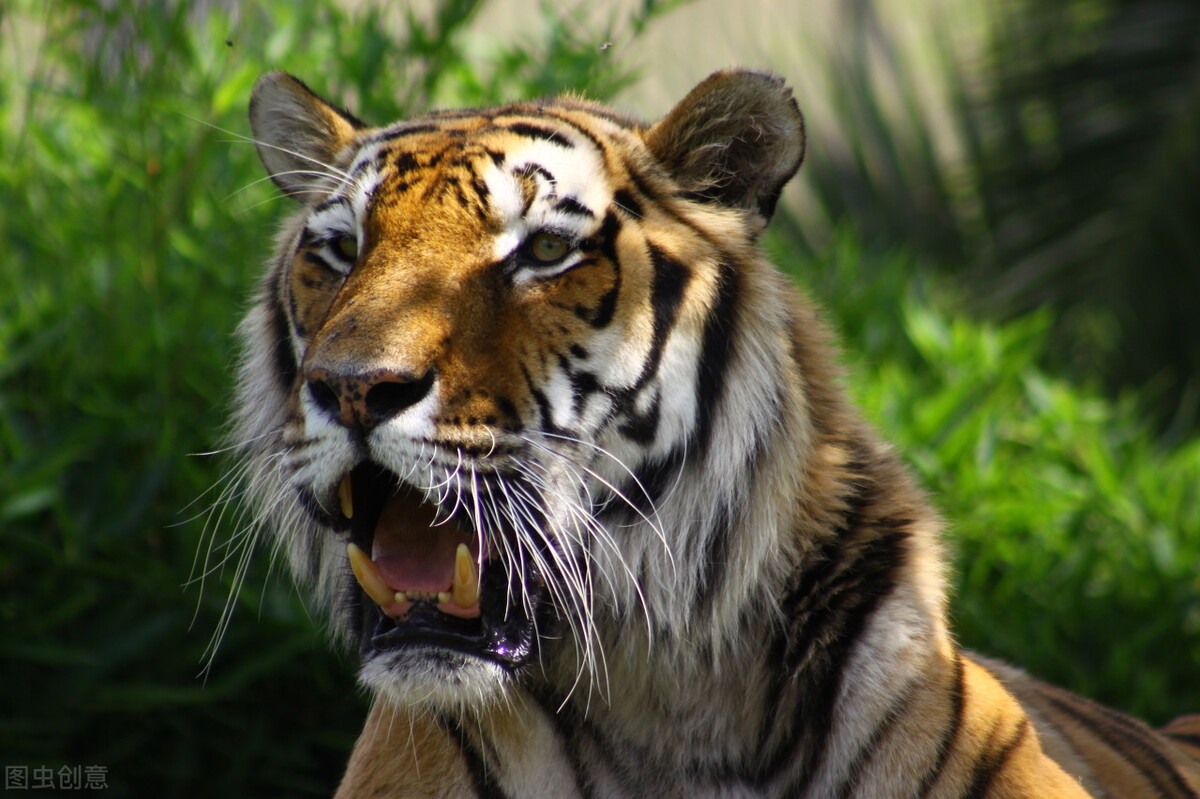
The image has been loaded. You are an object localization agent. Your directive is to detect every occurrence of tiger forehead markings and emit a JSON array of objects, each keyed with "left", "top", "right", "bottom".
[
  {"left": 290, "top": 115, "right": 704, "bottom": 460},
  {"left": 232, "top": 71, "right": 1200, "bottom": 797}
]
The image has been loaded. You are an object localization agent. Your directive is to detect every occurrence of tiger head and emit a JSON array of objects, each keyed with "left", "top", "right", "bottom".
[{"left": 235, "top": 70, "right": 807, "bottom": 710}]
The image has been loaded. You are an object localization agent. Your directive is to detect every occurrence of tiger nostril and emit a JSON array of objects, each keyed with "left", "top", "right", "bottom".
[
  {"left": 308, "top": 378, "right": 342, "bottom": 419},
  {"left": 365, "top": 369, "right": 436, "bottom": 422},
  {"left": 305, "top": 367, "right": 435, "bottom": 430}
]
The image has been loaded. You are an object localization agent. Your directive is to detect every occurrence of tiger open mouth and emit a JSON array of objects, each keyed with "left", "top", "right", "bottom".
[{"left": 336, "top": 464, "right": 548, "bottom": 668}]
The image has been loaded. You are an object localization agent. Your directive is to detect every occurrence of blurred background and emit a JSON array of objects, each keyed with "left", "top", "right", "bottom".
[{"left": 2, "top": 0, "right": 1198, "bottom": 795}]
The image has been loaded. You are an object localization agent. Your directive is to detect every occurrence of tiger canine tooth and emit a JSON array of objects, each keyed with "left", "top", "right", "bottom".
[
  {"left": 453, "top": 543, "right": 480, "bottom": 607},
  {"left": 338, "top": 474, "right": 353, "bottom": 520},
  {"left": 346, "top": 542, "right": 393, "bottom": 609}
]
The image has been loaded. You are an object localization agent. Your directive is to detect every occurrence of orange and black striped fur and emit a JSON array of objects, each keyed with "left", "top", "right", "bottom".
[{"left": 231, "top": 70, "right": 1200, "bottom": 797}]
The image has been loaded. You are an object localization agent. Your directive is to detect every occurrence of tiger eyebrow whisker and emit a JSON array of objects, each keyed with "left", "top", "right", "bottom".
[
  {"left": 184, "top": 114, "right": 356, "bottom": 184},
  {"left": 224, "top": 171, "right": 342, "bottom": 203}
]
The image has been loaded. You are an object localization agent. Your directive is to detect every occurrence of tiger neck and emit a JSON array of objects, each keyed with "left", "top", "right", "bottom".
[
  {"left": 537, "top": 296, "right": 952, "bottom": 781},
  {"left": 538, "top": 427, "right": 948, "bottom": 784}
]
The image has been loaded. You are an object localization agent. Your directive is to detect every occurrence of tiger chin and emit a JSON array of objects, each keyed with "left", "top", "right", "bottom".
[{"left": 230, "top": 69, "right": 1200, "bottom": 797}]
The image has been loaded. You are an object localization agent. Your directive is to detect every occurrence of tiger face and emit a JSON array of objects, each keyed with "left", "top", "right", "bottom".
[{"left": 237, "top": 71, "right": 804, "bottom": 709}]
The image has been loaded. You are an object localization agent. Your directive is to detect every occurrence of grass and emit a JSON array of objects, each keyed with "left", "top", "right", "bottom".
[{"left": 2, "top": 0, "right": 1197, "bottom": 794}]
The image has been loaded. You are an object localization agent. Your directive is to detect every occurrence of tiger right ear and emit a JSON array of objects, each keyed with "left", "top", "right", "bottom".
[
  {"left": 248, "top": 72, "right": 365, "bottom": 201},
  {"left": 645, "top": 70, "right": 805, "bottom": 222}
]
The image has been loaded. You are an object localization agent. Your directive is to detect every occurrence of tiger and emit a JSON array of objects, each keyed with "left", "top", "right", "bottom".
[{"left": 231, "top": 68, "right": 1200, "bottom": 798}]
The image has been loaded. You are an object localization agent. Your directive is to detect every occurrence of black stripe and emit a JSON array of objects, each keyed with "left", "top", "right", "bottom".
[
  {"left": 916, "top": 653, "right": 967, "bottom": 798},
  {"left": 537, "top": 110, "right": 609, "bottom": 157},
  {"left": 548, "top": 104, "right": 638, "bottom": 129},
  {"left": 514, "top": 162, "right": 555, "bottom": 185},
  {"left": 391, "top": 150, "right": 422, "bottom": 176},
  {"left": 617, "top": 390, "right": 661, "bottom": 444},
  {"left": 627, "top": 169, "right": 661, "bottom": 206},
  {"left": 608, "top": 239, "right": 690, "bottom": 445},
  {"left": 571, "top": 211, "right": 622, "bottom": 329},
  {"left": 612, "top": 445, "right": 686, "bottom": 520},
  {"left": 505, "top": 122, "right": 574, "bottom": 149},
  {"left": 1040, "top": 690, "right": 1199, "bottom": 799},
  {"left": 590, "top": 285, "right": 619, "bottom": 329},
  {"left": 495, "top": 395, "right": 521, "bottom": 429},
  {"left": 428, "top": 108, "right": 497, "bottom": 122},
  {"left": 301, "top": 250, "right": 338, "bottom": 273},
  {"left": 471, "top": 176, "right": 491, "bottom": 203},
  {"left": 311, "top": 196, "right": 351, "bottom": 215},
  {"left": 693, "top": 258, "right": 739, "bottom": 455},
  {"left": 267, "top": 269, "right": 298, "bottom": 390},
  {"left": 454, "top": 182, "right": 472, "bottom": 211},
  {"left": 564, "top": 360, "right": 600, "bottom": 416},
  {"left": 964, "top": 718, "right": 1031, "bottom": 799},
  {"left": 773, "top": 535, "right": 908, "bottom": 792},
  {"left": 520, "top": 362, "right": 560, "bottom": 435},
  {"left": 832, "top": 677, "right": 924, "bottom": 799},
  {"left": 421, "top": 148, "right": 446, "bottom": 170},
  {"left": 756, "top": 464, "right": 909, "bottom": 788},
  {"left": 694, "top": 500, "right": 734, "bottom": 607},
  {"left": 635, "top": 243, "right": 690, "bottom": 388},
  {"left": 375, "top": 123, "right": 439, "bottom": 142},
  {"left": 294, "top": 485, "right": 326, "bottom": 525},
  {"left": 441, "top": 715, "right": 509, "bottom": 799},
  {"left": 613, "top": 188, "right": 643, "bottom": 219},
  {"left": 629, "top": 160, "right": 755, "bottom": 263},
  {"left": 554, "top": 196, "right": 594, "bottom": 217},
  {"left": 526, "top": 687, "right": 600, "bottom": 799},
  {"left": 1164, "top": 732, "right": 1200, "bottom": 748},
  {"left": 622, "top": 171, "right": 753, "bottom": 279}
]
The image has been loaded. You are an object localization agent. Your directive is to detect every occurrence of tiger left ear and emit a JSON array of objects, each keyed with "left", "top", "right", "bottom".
[
  {"left": 248, "top": 72, "right": 365, "bottom": 201},
  {"left": 645, "top": 70, "right": 805, "bottom": 221}
]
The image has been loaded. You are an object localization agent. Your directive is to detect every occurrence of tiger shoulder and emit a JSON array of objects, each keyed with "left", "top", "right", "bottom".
[{"left": 230, "top": 67, "right": 1200, "bottom": 797}]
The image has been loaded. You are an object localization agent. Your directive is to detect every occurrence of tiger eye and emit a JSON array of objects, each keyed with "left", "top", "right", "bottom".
[
  {"left": 528, "top": 232, "right": 570, "bottom": 263},
  {"left": 333, "top": 234, "right": 358, "bottom": 261}
]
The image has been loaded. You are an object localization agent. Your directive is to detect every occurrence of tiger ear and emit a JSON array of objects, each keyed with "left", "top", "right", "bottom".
[
  {"left": 248, "top": 72, "right": 365, "bottom": 200},
  {"left": 645, "top": 70, "right": 805, "bottom": 221}
]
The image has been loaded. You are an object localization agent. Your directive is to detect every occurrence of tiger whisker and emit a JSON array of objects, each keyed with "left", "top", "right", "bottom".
[
  {"left": 491, "top": 475, "right": 604, "bottom": 700},
  {"left": 518, "top": 433, "right": 675, "bottom": 580},
  {"left": 184, "top": 114, "right": 356, "bottom": 185},
  {"left": 524, "top": 431, "right": 667, "bottom": 532}
]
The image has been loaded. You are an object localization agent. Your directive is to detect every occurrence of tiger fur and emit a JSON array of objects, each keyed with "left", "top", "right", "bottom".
[{"left": 232, "top": 69, "right": 1200, "bottom": 798}]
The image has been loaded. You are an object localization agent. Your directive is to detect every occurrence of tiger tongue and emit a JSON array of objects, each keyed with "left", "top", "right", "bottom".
[{"left": 371, "top": 489, "right": 473, "bottom": 594}]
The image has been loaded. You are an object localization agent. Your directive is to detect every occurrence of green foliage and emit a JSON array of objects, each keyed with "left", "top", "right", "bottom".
[
  {"left": 1, "top": 0, "right": 1196, "bottom": 795},
  {"left": 958, "top": 0, "right": 1200, "bottom": 431},
  {"left": 784, "top": 0, "right": 1200, "bottom": 436}
]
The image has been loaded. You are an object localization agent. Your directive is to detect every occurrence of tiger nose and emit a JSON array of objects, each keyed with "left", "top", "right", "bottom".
[{"left": 305, "top": 366, "right": 436, "bottom": 431}]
